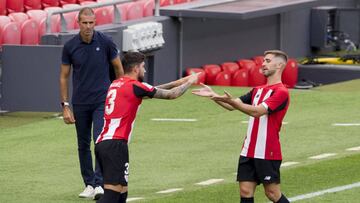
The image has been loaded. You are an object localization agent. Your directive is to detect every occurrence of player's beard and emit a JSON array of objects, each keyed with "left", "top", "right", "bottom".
[{"left": 138, "top": 74, "right": 144, "bottom": 82}]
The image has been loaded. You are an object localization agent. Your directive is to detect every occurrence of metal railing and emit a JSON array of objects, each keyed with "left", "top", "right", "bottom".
[{"left": 46, "top": 0, "right": 161, "bottom": 33}]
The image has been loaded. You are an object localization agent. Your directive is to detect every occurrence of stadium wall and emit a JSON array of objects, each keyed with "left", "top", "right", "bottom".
[{"left": 0, "top": 0, "right": 358, "bottom": 112}]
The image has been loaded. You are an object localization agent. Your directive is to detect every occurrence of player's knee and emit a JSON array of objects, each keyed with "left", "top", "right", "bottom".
[
  {"left": 264, "top": 188, "right": 281, "bottom": 202},
  {"left": 240, "top": 185, "right": 254, "bottom": 197}
]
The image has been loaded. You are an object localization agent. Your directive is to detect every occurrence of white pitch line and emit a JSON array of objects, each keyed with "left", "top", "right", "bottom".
[
  {"left": 346, "top": 146, "right": 360, "bottom": 151},
  {"left": 289, "top": 182, "right": 360, "bottom": 202},
  {"left": 156, "top": 188, "right": 183, "bottom": 194},
  {"left": 309, "top": 153, "right": 337, "bottom": 160},
  {"left": 196, "top": 179, "right": 224, "bottom": 186},
  {"left": 127, "top": 197, "right": 145, "bottom": 202},
  {"left": 151, "top": 118, "right": 197, "bottom": 122},
  {"left": 332, "top": 123, "right": 360, "bottom": 126},
  {"left": 281, "top": 161, "right": 299, "bottom": 167}
]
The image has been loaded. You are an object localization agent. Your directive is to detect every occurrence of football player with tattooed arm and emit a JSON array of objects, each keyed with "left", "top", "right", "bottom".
[
  {"left": 94, "top": 51, "right": 199, "bottom": 203},
  {"left": 193, "top": 50, "right": 290, "bottom": 203}
]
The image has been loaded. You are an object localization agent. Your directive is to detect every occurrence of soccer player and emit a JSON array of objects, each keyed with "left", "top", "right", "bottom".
[
  {"left": 192, "top": 50, "right": 290, "bottom": 203},
  {"left": 95, "top": 51, "right": 199, "bottom": 203}
]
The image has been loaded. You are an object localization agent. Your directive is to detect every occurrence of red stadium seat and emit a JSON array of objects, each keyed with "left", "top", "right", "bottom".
[
  {"left": 126, "top": 1, "right": 144, "bottom": 20},
  {"left": 213, "top": 71, "right": 231, "bottom": 86},
  {"left": 185, "top": 68, "right": 206, "bottom": 85},
  {"left": 0, "top": 0, "right": 6, "bottom": 15},
  {"left": 252, "top": 56, "right": 264, "bottom": 66},
  {"left": 8, "top": 12, "right": 29, "bottom": 25},
  {"left": 77, "top": 0, "right": 95, "bottom": 3},
  {"left": 0, "top": 15, "right": 11, "bottom": 29},
  {"left": 94, "top": 6, "right": 112, "bottom": 25},
  {"left": 62, "top": 4, "right": 80, "bottom": 30},
  {"left": 232, "top": 69, "right": 249, "bottom": 87},
  {"left": 248, "top": 65, "right": 266, "bottom": 86},
  {"left": 116, "top": 3, "right": 129, "bottom": 22},
  {"left": 237, "top": 59, "right": 256, "bottom": 70},
  {"left": 21, "top": 19, "right": 39, "bottom": 44},
  {"left": 27, "top": 9, "right": 47, "bottom": 24},
  {"left": 59, "top": 0, "right": 76, "bottom": 6},
  {"left": 41, "top": 0, "right": 59, "bottom": 8},
  {"left": 282, "top": 58, "right": 298, "bottom": 88},
  {"left": 160, "top": 0, "right": 173, "bottom": 6},
  {"left": 174, "top": 0, "right": 188, "bottom": 4},
  {"left": 2, "top": 22, "right": 21, "bottom": 45},
  {"left": 143, "top": 0, "right": 154, "bottom": 17},
  {"left": 203, "top": 64, "right": 221, "bottom": 85},
  {"left": 24, "top": 0, "right": 42, "bottom": 11},
  {"left": 221, "top": 62, "right": 239, "bottom": 76},
  {"left": 6, "top": 0, "right": 24, "bottom": 13}
]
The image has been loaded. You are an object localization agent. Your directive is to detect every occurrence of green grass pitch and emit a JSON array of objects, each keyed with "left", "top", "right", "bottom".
[{"left": 0, "top": 79, "right": 360, "bottom": 202}]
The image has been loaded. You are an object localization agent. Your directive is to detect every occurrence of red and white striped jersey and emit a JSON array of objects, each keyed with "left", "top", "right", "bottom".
[
  {"left": 239, "top": 83, "right": 289, "bottom": 160},
  {"left": 96, "top": 76, "right": 156, "bottom": 144}
]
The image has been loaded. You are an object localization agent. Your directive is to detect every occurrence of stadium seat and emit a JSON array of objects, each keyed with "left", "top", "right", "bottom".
[
  {"left": 248, "top": 65, "right": 266, "bottom": 86},
  {"left": 59, "top": 0, "right": 76, "bottom": 6},
  {"left": 27, "top": 9, "right": 47, "bottom": 25},
  {"left": 127, "top": 1, "right": 144, "bottom": 20},
  {"left": 41, "top": 0, "right": 60, "bottom": 8},
  {"left": 231, "top": 69, "right": 249, "bottom": 87},
  {"left": 77, "top": 0, "right": 95, "bottom": 3},
  {"left": 21, "top": 19, "right": 39, "bottom": 44},
  {"left": 203, "top": 64, "right": 221, "bottom": 85},
  {"left": 237, "top": 59, "right": 256, "bottom": 70},
  {"left": 24, "top": 0, "right": 42, "bottom": 11},
  {"left": 185, "top": 68, "right": 206, "bottom": 85},
  {"left": 160, "top": 0, "right": 172, "bottom": 7},
  {"left": 39, "top": 9, "right": 60, "bottom": 39},
  {"left": 116, "top": 3, "right": 129, "bottom": 22},
  {"left": 62, "top": 4, "right": 80, "bottom": 30},
  {"left": 0, "top": 0, "right": 6, "bottom": 15},
  {"left": 94, "top": 6, "right": 112, "bottom": 25},
  {"left": 0, "top": 15, "right": 11, "bottom": 29},
  {"left": 2, "top": 22, "right": 21, "bottom": 45},
  {"left": 252, "top": 56, "right": 264, "bottom": 66},
  {"left": 143, "top": 0, "right": 154, "bottom": 17},
  {"left": 282, "top": 58, "right": 298, "bottom": 88},
  {"left": 8, "top": 12, "right": 29, "bottom": 25},
  {"left": 174, "top": 0, "right": 188, "bottom": 4},
  {"left": 220, "top": 62, "right": 239, "bottom": 76},
  {"left": 213, "top": 71, "right": 231, "bottom": 86},
  {"left": 6, "top": 0, "right": 24, "bottom": 13}
]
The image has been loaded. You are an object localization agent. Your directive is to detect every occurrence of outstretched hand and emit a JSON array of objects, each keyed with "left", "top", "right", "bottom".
[
  {"left": 192, "top": 83, "right": 216, "bottom": 97},
  {"left": 211, "top": 90, "right": 234, "bottom": 103}
]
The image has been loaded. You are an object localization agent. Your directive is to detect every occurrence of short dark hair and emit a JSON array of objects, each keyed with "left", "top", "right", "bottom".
[
  {"left": 122, "top": 52, "right": 146, "bottom": 73},
  {"left": 264, "top": 50, "right": 288, "bottom": 63},
  {"left": 78, "top": 7, "right": 95, "bottom": 22}
]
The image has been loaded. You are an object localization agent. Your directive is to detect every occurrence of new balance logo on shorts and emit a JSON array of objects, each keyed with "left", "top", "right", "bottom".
[{"left": 264, "top": 176, "right": 271, "bottom": 181}]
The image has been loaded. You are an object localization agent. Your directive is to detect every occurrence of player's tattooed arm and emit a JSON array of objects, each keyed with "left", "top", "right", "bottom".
[
  {"left": 156, "top": 73, "right": 200, "bottom": 90},
  {"left": 153, "top": 80, "right": 193, "bottom": 99},
  {"left": 153, "top": 74, "right": 198, "bottom": 99}
]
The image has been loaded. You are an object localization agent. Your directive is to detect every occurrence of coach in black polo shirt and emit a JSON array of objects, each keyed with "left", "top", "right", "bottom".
[{"left": 59, "top": 7, "right": 123, "bottom": 200}]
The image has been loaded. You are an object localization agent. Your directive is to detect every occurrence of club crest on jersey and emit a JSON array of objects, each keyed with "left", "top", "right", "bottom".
[{"left": 96, "top": 47, "right": 100, "bottom": 51}]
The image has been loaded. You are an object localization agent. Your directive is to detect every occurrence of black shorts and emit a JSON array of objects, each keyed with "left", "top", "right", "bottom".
[
  {"left": 237, "top": 156, "right": 282, "bottom": 185},
  {"left": 95, "top": 139, "right": 129, "bottom": 186}
]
